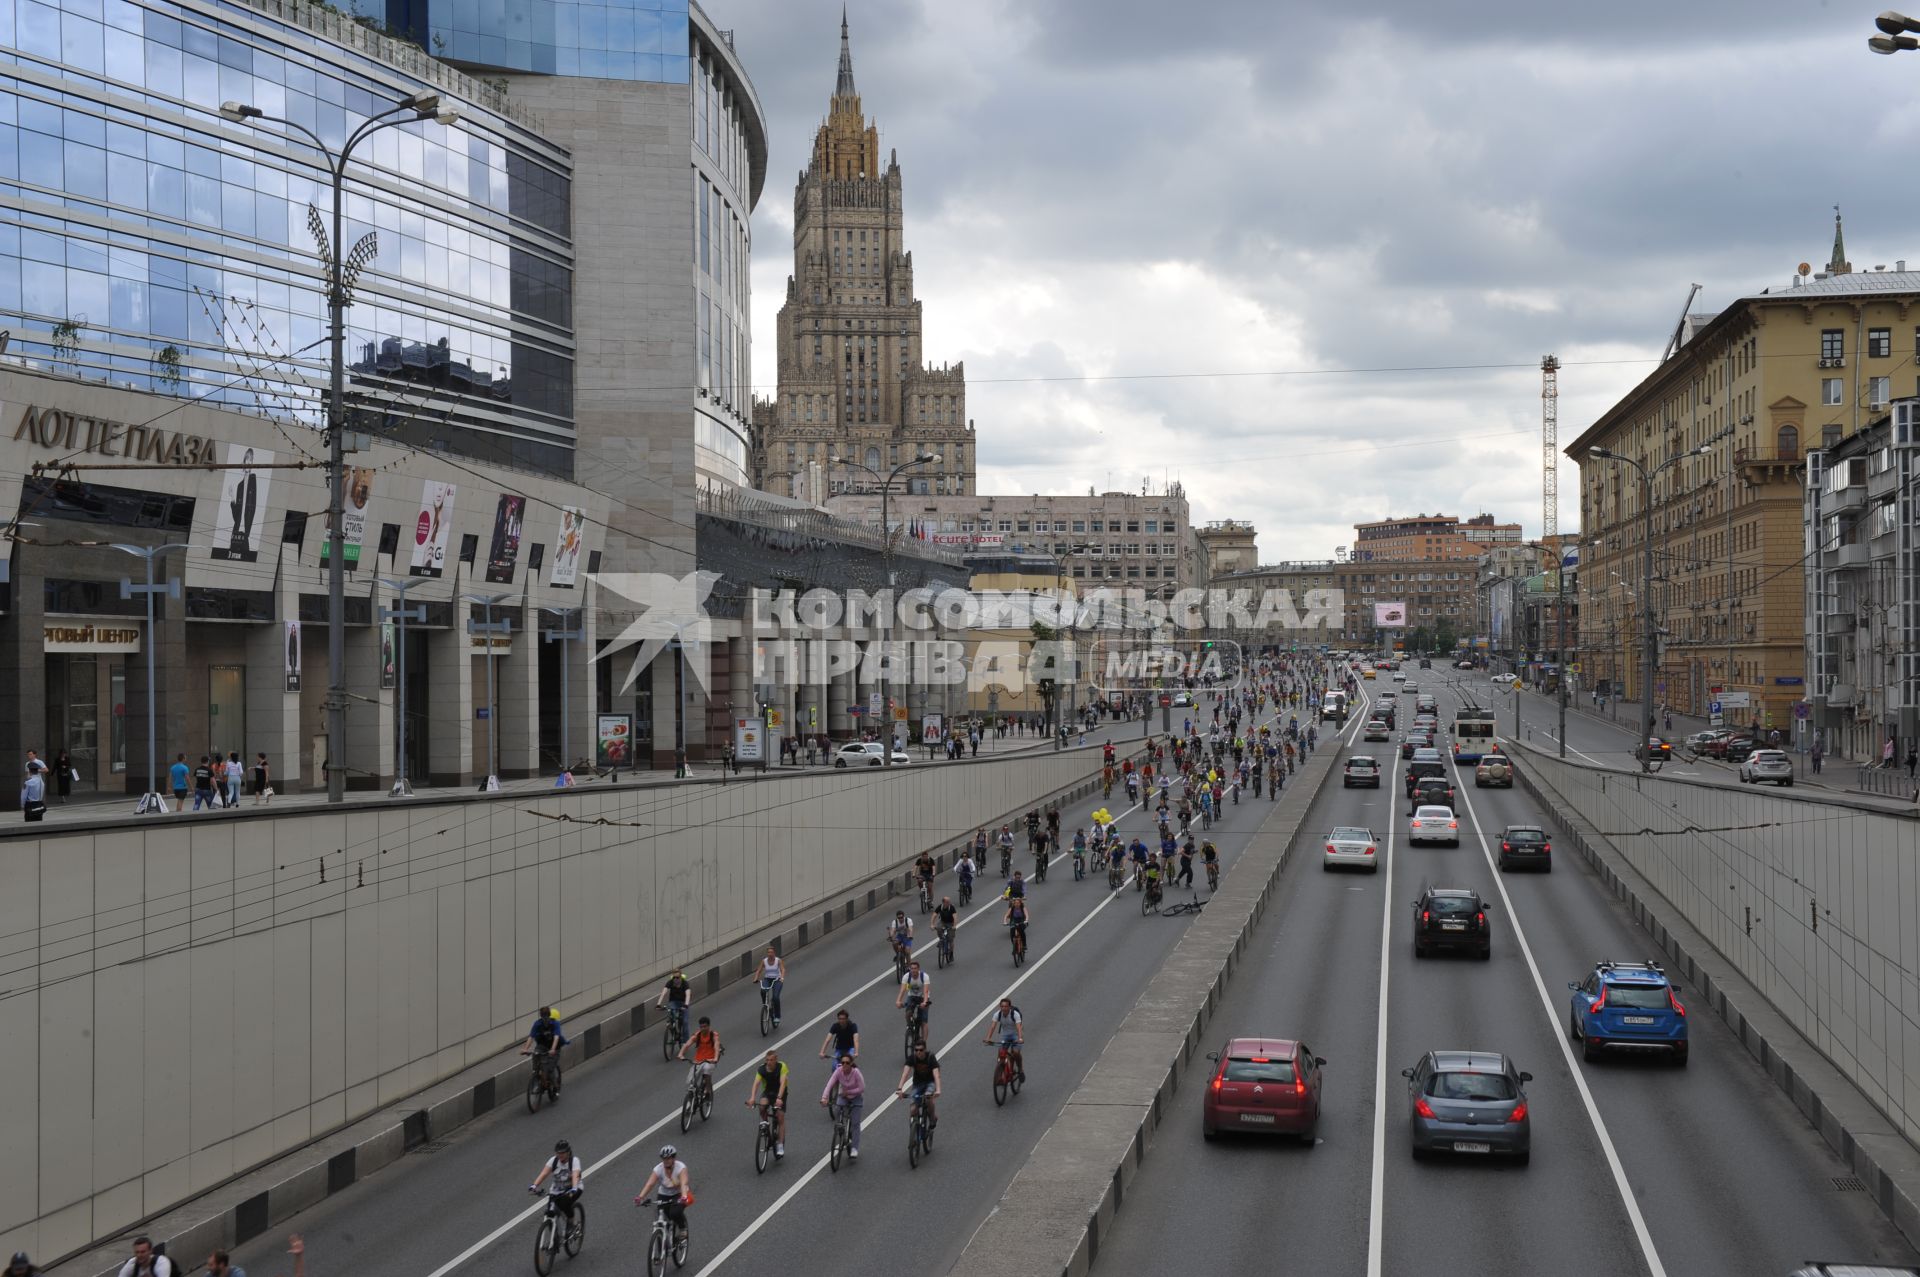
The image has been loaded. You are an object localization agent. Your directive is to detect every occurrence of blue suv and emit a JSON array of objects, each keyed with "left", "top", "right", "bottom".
[{"left": 1567, "top": 961, "right": 1688, "bottom": 1066}]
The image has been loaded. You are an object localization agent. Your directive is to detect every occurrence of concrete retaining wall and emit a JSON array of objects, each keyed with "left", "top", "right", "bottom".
[{"left": 0, "top": 747, "right": 1109, "bottom": 1263}]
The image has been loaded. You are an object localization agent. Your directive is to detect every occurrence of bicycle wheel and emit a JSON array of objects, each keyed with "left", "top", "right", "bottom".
[
  {"left": 647, "top": 1227, "right": 667, "bottom": 1277},
  {"left": 760, "top": 999, "right": 773, "bottom": 1037},
  {"left": 936, "top": 937, "right": 948, "bottom": 969},
  {"left": 1141, "top": 891, "right": 1155, "bottom": 916},
  {"left": 534, "top": 1216, "right": 556, "bottom": 1276},
  {"left": 904, "top": 1024, "right": 917, "bottom": 1060},
  {"left": 829, "top": 1118, "right": 845, "bottom": 1172},
  {"left": 1012, "top": 937, "right": 1024, "bottom": 967},
  {"left": 993, "top": 1063, "right": 1009, "bottom": 1107},
  {"left": 1012, "top": 1067, "right": 1023, "bottom": 1096},
  {"left": 699, "top": 1079, "right": 714, "bottom": 1122},
  {"left": 672, "top": 1224, "right": 690, "bottom": 1267},
  {"left": 908, "top": 1118, "right": 920, "bottom": 1168},
  {"left": 549, "top": 1065, "right": 562, "bottom": 1099},
  {"left": 754, "top": 1123, "right": 771, "bottom": 1174},
  {"left": 679, "top": 1087, "right": 695, "bottom": 1133},
  {"left": 661, "top": 1022, "right": 677, "bottom": 1063},
  {"left": 527, "top": 1071, "right": 544, "bottom": 1114},
  {"left": 564, "top": 1203, "right": 585, "bottom": 1258}
]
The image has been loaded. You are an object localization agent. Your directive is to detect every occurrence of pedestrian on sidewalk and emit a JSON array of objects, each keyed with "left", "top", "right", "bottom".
[
  {"left": 1908, "top": 745, "right": 1917, "bottom": 781},
  {"left": 19, "top": 759, "right": 45, "bottom": 822},
  {"left": 168, "top": 753, "right": 190, "bottom": 809},
  {"left": 52, "top": 749, "right": 72, "bottom": 803},
  {"left": 1811, "top": 734, "right": 1824, "bottom": 776},
  {"left": 252, "top": 752, "right": 272, "bottom": 804},
  {"left": 1884, "top": 736, "right": 1897, "bottom": 770},
  {"left": 723, "top": 739, "right": 736, "bottom": 775},
  {"left": 192, "top": 755, "right": 216, "bottom": 810},
  {"left": 227, "top": 751, "right": 244, "bottom": 807}
]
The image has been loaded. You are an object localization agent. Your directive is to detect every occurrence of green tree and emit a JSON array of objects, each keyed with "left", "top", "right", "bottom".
[{"left": 1030, "top": 620, "right": 1059, "bottom": 734}]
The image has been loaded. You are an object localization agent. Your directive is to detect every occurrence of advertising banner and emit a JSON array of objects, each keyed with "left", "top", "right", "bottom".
[
  {"left": 1373, "top": 601, "right": 1408, "bottom": 628},
  {"left": 284, "top": 620, "right": 301, "bottom": 692},
  {"left": 596, "top": 713, "right": 632, "bottom": 768},
  {"left": 549, "top": 505, "right": 584, "bottom": 586},
  {"left": 733, "top": 717, "right": 764, "bottom": 762},
  {"left": 322, "top": 466, "right": 374, "bottom": 567},
  {"left": 484, "top": 493, "right": 525, "bottom": 584},
  {"left": 408, "top": 480, "right": 457, "bottom": 577},
  {"left": 922, "top": 713, "right": 943, "bottom": 744},
  {"left": 380, "top": 621, "right": 396, "bottom": 689},
  {"left": 211, "top": 443, "right": 274, "bottom": 562}
]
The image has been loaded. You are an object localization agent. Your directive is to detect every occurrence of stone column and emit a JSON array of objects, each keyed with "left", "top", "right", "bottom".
[
  {"left": 426, "top": 624, "right": 474, "bottom": 788},
  {"left": 340, "top": 612, "right": 390, "bottom": 792},
  {"left": 496, "top": 604, "right": 539, "bottom": 779}
]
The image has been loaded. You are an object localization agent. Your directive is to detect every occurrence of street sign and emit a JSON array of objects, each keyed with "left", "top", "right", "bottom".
[
  {"left": 1709, "top": 700, "right": 1722, "bottom": 716},
  {"left": 868, "top": 691, "right": 883, "bottom": 718},
  {"left": 1793, "top": 701, "right": 1811, "bottom": 720},
  {"left": 1719, "top": 691, "right": 1751, "bottom": 708},
  {"left": 1159, "top": 694, "right": 1172, "bottom": 707}
]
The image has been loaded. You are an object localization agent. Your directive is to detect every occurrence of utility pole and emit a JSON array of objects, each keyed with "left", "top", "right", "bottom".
[{"left": 377, "top": 577, "right": 428, "bottom": 797}]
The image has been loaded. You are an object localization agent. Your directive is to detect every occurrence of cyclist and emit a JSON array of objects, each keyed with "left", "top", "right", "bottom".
[
  {"left": 521, "top": 1006, "right": 570, "bottom": 1087},
  {"left": 1141, "top": 855, "right": 1164, "bottom": 908},
  {"left": 744, "top": 1049, "right": 791, "bottom": 1159},
  {"left": 656, "top": 970, "right": 693, "bottom": 1043},
  {"left": 757, "top": 947, "right": 785, "bottom": 1028},
  {"left": 896, "top": 959, "right": 932, "bottom": 1040},
  {"left": 819, "top": 1051, "right": 866, "bottom": 1160},
  {"left": 1071, "top": 828, "right": 1087, "bottom": 879},
  {"left": 530, "top": 1139, "right": 585, "bottom": 1234},
  {"left": 955, "top": 850, "right": 977, "bottom": 901},
  {"left": 1045, "top": 805, "right": 1061, "bottom": 844},
  {"left": 1003, "top": 868, "right": 1027, "bottom": 901},
  {"left": 886, "top": 909, "right": 915, "bottom": 967},
  {"left": 895, "top": 1040, "right": 942, "bottom": 1131},
  {"left": 1032, "top": 828, "right": 1050, "bottom": 881},
  {"left": 973, "top": 828, "right": 989, "bottom": 863},
  {"left": 1125, "top": 771, "right": 1140, "bottom": 803},
  {"left": 1129, "top": 836, "right": 1150, "bottom": 888},
  {"left": 933, "top": 895, "right": 959, "bottom": 958},
  {"left": 1003, "top": 893, "right": 1030, "bottom": 960},
  {"left": 914, "top": 850, "right": 937, "bottom": 905},
  {"left": 997, "top": 825, "right": 1016, "bottom": 876},
  {"left": 1024, "top": 808, "right": 1042, "bottom": 851},
  {"left": 1201, "top": 839, "right": 1220, "bottom": 889},
  {"left": 819, "top": 1008, "right": 860, "bottom": 1065},
  {"left": 633, "top": 1146, "right": 691, "bottom": 1247},
  {"left": 677, "top": 1015, "right": 722, "bottom": 1091},
  {"left": 982, "top": 997, "right": 1025, "bottom": 1082}
]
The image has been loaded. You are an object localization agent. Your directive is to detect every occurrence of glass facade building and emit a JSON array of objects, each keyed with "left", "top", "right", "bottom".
[
  {"left": 390, "top": 0, "right": 690, "bottom": 85},
  {"left": 0, "top": 0, "right": 577, "bottom": 475}
]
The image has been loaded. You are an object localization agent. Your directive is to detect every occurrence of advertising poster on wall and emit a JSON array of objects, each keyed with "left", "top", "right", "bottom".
[
  {"left": 1373, "top": 601, "right": 1408, "bottom": 628},
  {"left": 408, "top": 480, "right": 457, "bottom": 577},
  {"left": 484, "top": 493, "right": 525, "bottom": 584},
  {"left": 284, "top": 621, "right": 301, "bottom": 692},
  {"left": 321, "top": 466, "right": 374, "bottom": 568},
  {"left": 549, "top": 505, "right": 584, "bottom": 587},
  {"left": 596, "top": 713, "right": 632, "bottom": 768},
  {"left": 380, "top": 621, "right": 397, "bottom": 689},
  {"left": 211, "top": 443, "right": 275, "bottom": 562}
]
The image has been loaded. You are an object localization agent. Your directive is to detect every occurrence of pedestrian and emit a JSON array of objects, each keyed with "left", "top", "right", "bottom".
[
  {"left": 168, "top": 753, "right": 190, "bottom": 810},
  {"left": 192, "top": 755, "right": 216, "bottom": 811},
  {"left": 115, "top": 1237, "right": 177, "bottom": 1277},
  {"left": 1810, "top": 736, "right": 1824, "bottom": 776},
  {"left": 209, "top": 1234, "right": 303, "bottom": 1277},
  {"left": 251, "top": 752, "right": 272, "bottom": 805},
  {"left": 722, "top": 739, "right": 735, "bottom": 774},
  {"left": 970, "top": 729, "right": 979, "bottom": 758},
  {"left": 226, "top": 751, "right": 244, "bottom": 807},
  {"left": 20, "top": 759, "right": 46, "bottom": 822},
  {"left": 209, "top": 752, "right": 228, "bottom": 808},
  {"left": 1886, "top": 736, "right": 1898, "bottom": 770},
  {"left": 1908, "top": 745, "right": 1917, "bottom": 781},
  {"left": 52, "top": 749, "right": 72, "bottom": 803}
]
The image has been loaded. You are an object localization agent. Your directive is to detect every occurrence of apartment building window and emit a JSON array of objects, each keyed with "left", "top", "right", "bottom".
[
  {"left": 1072, "top": 520, "right": 1086, "bottom": 533},
  {"left": 1126, "top": 543, "right": 1141, "bottom": 556},
  {"left": 1145, "top": 520, "right": 1159, "bottom": 534},
  {"left": 1870, "top": 376, "right": 1891, "bottom": 406},
  {"left": 1870, "top": 328, "right": 1892, "bottom": 359},
  {"left": 1126, "top": 565, "right": 1141, "bottom": 579},
  {"left": 1090, "top": 520, "right": 1104, "bottom": 533},
  {"left": 1145, "top": 565, "right": 1159, "bottom": 578},
  {"left": 1822, "top": 329, "right": 1845, "bottom": 361},
  {"left": 998, "top": 520, "right": 1012, "bottom": 532},
  {"left": 1823, "top": 378, "right": 1844, "bottom": 406},
  {"left": 1126, "top": 520, "right": 1140, "bottom": 533},
  {"left": 1016, "top": 520, "right": 1030, "bottom": 532}
]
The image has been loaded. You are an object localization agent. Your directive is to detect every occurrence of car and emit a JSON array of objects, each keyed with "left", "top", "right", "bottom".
[
  {"left": 1343, "top": 756, "right": 1383, "bottom": 789},
  {"left": 1683, "top": 729, "right": 1720, "bottom": 754},
  {"left": 1408, "top": 775, "right": 1456, "bottom": 812},
  {"left": 1376, "top": 690, "right": 1397, "bottom": 703},
  {"left": 1699, "top": 731, "right": 1737, "bottom": 758},
  {"left": 1363, "top": 668, "right": 1378, "bottom": 680},
  {"left": 1491, "top": 672, "right": 1517, "bottom": 686},
  {"left": 1415, "top": 695, "right": 1438, "bottom": 715},
  {"left": 833, "top": 742, "right": 911, "bottom": 767},
  {"left": 1401, "top": 731, "right": 1434, "bottom": 760},
  {"left": 1404, "top": 751, "right": 1448, "bottom": 794},
  {"left": 1402, "top": 682, "right": 1420, "bottom": 695},
  {"left": 1786, "top": 1266, "right": 1920, "bottom": 1277},
  {"left": 1202, "top": 1037, "right": 1325, "bottom": 1142},
  {"left": 1403, "top": 1050, "right": 1530, "bottom": 1162},
  {"left": 1411, "top": 887, "right": 1491, "bottom": 956},
  {"left": 1391, "top": 670, "right": 1406, "bottom": 682},
  {"left": 1739, "top": 749, "right": 1793, "bottom": 786},
  {"left": 1455, "top": 659, "right": 1474, "bottom": 670},
  {"left": 1634, "top": 737, "right": 1673, "bottom": 763},
  {"left": 1376, "top": 705, "right": 1397, "bottom": 730},
  {"left": 1721, "top": 736, "right": 1758, "bottom": 764},
  {"left": 1362, "top": 718, "right": 1391, "bottom": 742},
  {"left": 1172, "top": 691, "right": 1194, "bottom": 707},
  {"left": 1497, "top": 825, "right": 1551, "bottom": 872},
  {"left": 1418, "top": 658, "right": 1432, "bottom": 669},
  {"left": 1324, "top": 825, "right": 1379, "bottom": 873},
  {"left": 1408, "top": 805, "right": 1460, "bottom": 847},
  {"left": 1567, "top": 961, "right": 1688, "bottom": 1065},
  {"left": 1474, "top": 754, "right": 1514, "bottom": 788}
]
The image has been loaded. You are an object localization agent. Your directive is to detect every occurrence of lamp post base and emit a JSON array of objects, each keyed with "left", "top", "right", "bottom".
[
  {"left": 135, "top": 791, "right": 168, "bottom": 815},
  {"left": 389, "top": 777, "right": 414, "bottom": 798}
]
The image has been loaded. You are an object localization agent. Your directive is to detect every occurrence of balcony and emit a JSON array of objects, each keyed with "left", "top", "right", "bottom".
[
  {"left": 1825, "top": 484, "right": 1867, "bottom": 516},
  {"left": 1830, "top": 540, "right": 1871, "bottom": 569},
  {"left": 1827, "top": 682, "right": 1857, "bottom": 707}
]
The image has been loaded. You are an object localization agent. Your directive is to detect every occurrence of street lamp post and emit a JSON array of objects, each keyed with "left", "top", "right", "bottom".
[
  {"left": 377, "top": 576, "right": 428, "bottom": 796},
  {"left": 223, "top": 91, "right": 461, "bottom": 803},
  {"left": 1590, "top": 443, "right": 1713, "bottom": 771},
  {"left": 464, "top": 590, "right": 513, "bottom": 789},
  {"left": 835, "top": 451, "right": 935, "bottom": 766},
  {"left": 113, "top": 542, "right": 188, "bottom": 812},
  {"left": 542, "top": 607, "right": 584, "bottom": 775}
]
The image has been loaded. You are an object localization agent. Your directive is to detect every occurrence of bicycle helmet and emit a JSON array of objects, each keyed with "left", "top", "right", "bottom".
[{"left": 658, "top": 1143, "right": 678, "bottom": 1159}]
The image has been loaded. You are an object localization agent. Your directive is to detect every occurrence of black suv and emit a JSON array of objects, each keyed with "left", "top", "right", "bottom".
[
  {"left": 1403, "top": 753, "right": 1448, "bottom": 796},
  {"left": 1497, "top": 825, "right": 1551, "bottom": 872},
  {"left": 1412, "top": 888, "right": 1492, "bottom": 958},
  {"left": 1408, "top": 775, "right": 1456, "bottom": 812},
  {"left": 1343, "top": 755, "right": 1383, "bottom": 789}
]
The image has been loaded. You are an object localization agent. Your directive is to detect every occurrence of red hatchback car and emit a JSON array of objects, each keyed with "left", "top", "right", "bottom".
[{"left": 1202, "top": 1037, "right": 1325, "bottom": 1142}]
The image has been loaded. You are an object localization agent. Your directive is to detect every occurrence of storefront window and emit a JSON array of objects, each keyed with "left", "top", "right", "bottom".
[{"left": 110, "top": 663, "right": 127, "bottom": 773}]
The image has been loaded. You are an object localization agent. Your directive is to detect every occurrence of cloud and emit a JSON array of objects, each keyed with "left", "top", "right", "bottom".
[{"left": 724, "top": 0, "right": 1920, "bottom": 561}]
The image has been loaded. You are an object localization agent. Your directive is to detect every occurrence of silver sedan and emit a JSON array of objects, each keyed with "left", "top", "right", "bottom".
[
  {"left": 1323, "top": 825, "right": 1379, "bottom": 873},
  {"left": 1405, "top": 1050, "right": 1532, "bottom": 1163},
  {"left": 1738, "top": 749, "right": 1793, "bottom": 787}
]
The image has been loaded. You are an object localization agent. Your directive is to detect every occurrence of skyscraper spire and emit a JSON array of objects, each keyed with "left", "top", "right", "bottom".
[
  {"left": 1829, "top": 205, "right": 1851, "bottom": 275},
  {"left": 836, "top": 7, "right": 857, "bottom": 98}
]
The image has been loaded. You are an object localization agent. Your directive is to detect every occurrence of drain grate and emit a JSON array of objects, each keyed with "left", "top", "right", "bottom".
[
  {"left": 412, "top": 1138, "right": 453, "bottom": 1156},
  {"left": 1833, "top": 1176, "right": 1867, "bottom": 1192}
]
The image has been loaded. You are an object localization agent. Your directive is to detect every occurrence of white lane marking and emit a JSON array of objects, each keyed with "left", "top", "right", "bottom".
[
  {"left": 1514, "top": 728, "right": 1608, "bottom": 768},
  {"left": 1453, "top": 774, "right": 1670, "bottom": 1277},
  {"left": 1363, "top": 749, "right": 1401, "bottom": 1277},
  {"left": 692, "top": 848, "right": 1149, "bottom": 1275}
]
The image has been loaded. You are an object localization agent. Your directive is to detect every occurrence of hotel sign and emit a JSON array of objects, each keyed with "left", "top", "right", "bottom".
[
  {"left": 13, "top": 405, "right": 219, "bottom": 465},
  {"left": 44, "top": 619, "right": 142, "bottom": 653}
]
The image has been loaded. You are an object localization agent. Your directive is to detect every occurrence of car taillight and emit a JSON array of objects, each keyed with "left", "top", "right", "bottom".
[
  {"left": 1449, "top": 820, "right": 1458, "bottom": 830},
  {"left": 1211, "top": 1073, "right": 1223, "bottom": 1093},
  {"left": 1541, "top": 844, "right": 1550, "bottom": 854},
  {"left": 1669, "top": 990, "right": 1686, "bottom": 1017},
  {"left": 1508, "top": 1101, "right": 1528, "bottom": 1123},
  {"left": 1590, "top": 986, "right": 1607, "bottom": 1013},
  {"left": 1421, "top": 910, "right": 1430, "bottom": 926},
  {"left": 1295, "top": 1075, "right": 1307, "bottom": 1096},
  {"left": 1501, "top": 842, "right": 1511, "bottom": 852},
  {"left": 1475, "top": 911, "right": 1485, "bottom": 928},
  {"left": 1326, "top": 844, "right": 1337, "bottom": 854},
  {"left": 1414, "top": 1096, "right": 1436, "bottom": 1119},
  {"left": 1365, "top": 845, "right": 1375, "bottom": 855}
]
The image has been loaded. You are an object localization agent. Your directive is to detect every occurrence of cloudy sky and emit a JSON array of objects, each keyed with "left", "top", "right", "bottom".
[{"left": 722, "top": 0, "right": 1900, "bottom": 562}]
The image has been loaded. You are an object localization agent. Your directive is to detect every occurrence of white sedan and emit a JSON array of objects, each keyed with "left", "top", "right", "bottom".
[
  {"left": 1324, "top": 825, "right": 1379, "bottom": 873},
  {"left": 1408, "top": 805, "right": 1460, "bottom": 848},
  {"left": 1491, "top": 673, "right": 1518, "bottom": 686},
  {"left": 1738, "top": 749, "right": 1793, "bottom": 787},
  {"left": 834, "top": 743, "right": 911, "bottom": 767}
]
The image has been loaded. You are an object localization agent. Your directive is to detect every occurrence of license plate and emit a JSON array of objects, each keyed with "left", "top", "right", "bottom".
[
  {"left": 1452, "top": 1141, "right": 1491, "bottom": 1154},
  {"left": 1622, "top": 1015, "right": 1656, "bottom": 1024},
  {"left": 1240, "top": 1113, "right": 1275, "bottom": 1125},
  {"left": 1441, "top": 922, "right": 1466, "bottom": 930}
]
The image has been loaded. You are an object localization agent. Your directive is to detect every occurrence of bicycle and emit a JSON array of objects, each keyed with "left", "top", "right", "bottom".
[
  {"left": 529, "top": 1188, "right": 584, "bottom": 1275},
  {"left": 958, "top": 874, "right": 974, "bottom": 906},
  {"left": 662, "top": 1005, "right": 687, "bottom": 1063},
  {"left": 1008, "top": 921, "right": 1027, "bottom": 967},
  {"left": 918, "top": 878, "right": 934, "bottom": 914},
  {"left": 999, "top": 847, "right": 1013, "bottom": 879},
  {"left": 891, "top": 937, "right": 913, "bottom": 982},
  {"left": 753, "top": 1098, "right": 778, "bottom": 1174},
  {"left": 1072, "top": 847, "right": 1085, "bottom": 881},
  {"left": 679, "top": 1058, "right": 717, "bottom": 1133},
  {"left": 1206, "top": 859, "right": 1220, "bottom": 891},
  {"left": 641, "top": 1197, "right": 689, "bottom": 1276},
  {"left": 1107, "top": 856, "right": 1125, "bottom": 891},
  {"left": 903, "top": 998, "right": 927, "bottom": 1058},
  {"left": 828, "top": 1100, "right": 856, "bottom": 1173},
  {"left": 1162, "top": 893, "right": 1206, "bottom": 917},
  {"left": 935, "top": 923, "right": 954, "bottom": 969},
  {"left": 906, "top": 1092, "right": 934, "bottom": 1168},
  {"left": 1032, "top": 850, "right": 1048, "bottom": 883},
  {"left": 527, "top": 1051, "right": 562, "bottom": 1113},
  {"left": 990, "top": 1041, "right": 1024, "bottom": 1107},
  {"left": 758, "top": 981, "right": 777, "bottom": 1037},
  {"left": 1141, "top": 880, "right": 1164, "bottom": 916}
]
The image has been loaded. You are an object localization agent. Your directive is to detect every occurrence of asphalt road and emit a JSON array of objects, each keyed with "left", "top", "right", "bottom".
[
  {"left": 216, "top": 674, "right": 1335, "bottom": 1277},
  {"left": 1095, "top": 671, "right": 1919, "bottom": 1277}
]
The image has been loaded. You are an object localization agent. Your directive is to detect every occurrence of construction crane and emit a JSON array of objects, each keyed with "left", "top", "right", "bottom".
[{"left": 1541, "top": 354, "right": 1559, "bottom": 554}]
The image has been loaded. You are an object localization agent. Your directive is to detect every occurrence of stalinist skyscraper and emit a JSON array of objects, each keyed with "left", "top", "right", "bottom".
[{"left": 752, "top": 11, "right": 976, "bottom": 503}]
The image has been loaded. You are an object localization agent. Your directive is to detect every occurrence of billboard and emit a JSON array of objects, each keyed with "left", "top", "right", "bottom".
[
  {"left": 549, "top": 505, "right": 585, "bottom": 587},
  {"left": 211, "top": 444, "right": 273, "bottom": 562},
  {"left": 1373, "top": 601, "right": 1408, "bottom": 628},
  {"left": 322, "top": 466, "right": 374, "bottom": 568},
  {"left": 484, "top": 493, "right": 525, "bottom": 584},
  {"left": 408, "top": 480, "right": 457, "bottom": 577}
]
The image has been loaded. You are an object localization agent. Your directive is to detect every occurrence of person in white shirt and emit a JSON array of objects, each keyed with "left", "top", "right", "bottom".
[
  {"left": 633, "top": 1145, "right": 692, "bottom": 1241},
  {"left": 529, "top": 1139, "right": 585, "bottom": 1232},
  {"left": 116, "top": 1238, "right": 175, "bottom": 1277}
]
